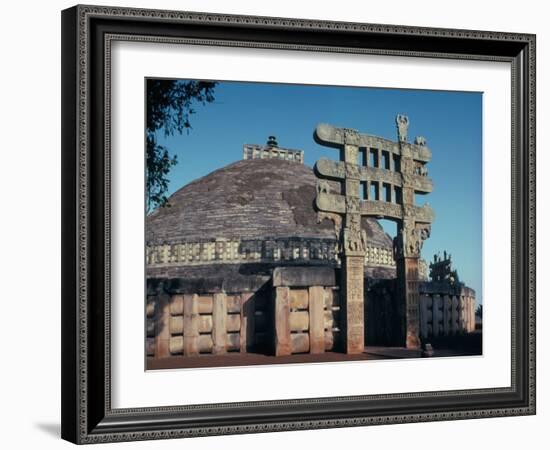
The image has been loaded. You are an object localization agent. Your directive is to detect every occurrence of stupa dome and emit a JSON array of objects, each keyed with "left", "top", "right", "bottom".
[{"left": 146, "top": 158, "right": 395, "bottom": 279}]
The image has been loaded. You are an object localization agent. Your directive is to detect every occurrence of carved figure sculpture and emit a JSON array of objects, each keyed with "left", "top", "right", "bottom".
[
  {"left": 317, "top": 211, "right": 342, "bottom": 239},
  {"left": 396, "top": 114, "right": 410, "bottom": 143},
  {"left": 345, "top": 162, "right": 360, "bottom": 179},
  {"left": 414, "top": 136, "right": 427, "bottom": 146},
  {"left": 346, "top": 197, "right": 360, "bottom": 213},
  {"left": 361, "top": 229, "right": 368, "bottom": 252},
  {"left": 393, "top": 228, "right": 405, "bottom": 260},
  {"left": 345, "top": 227, "right": 364, "bottom": 252},
  {"left": 317, "top": 179, "right": 331, "bottom": 195},
  {"left": 399, "top": 223, "right": 431, "bottom": 257}
]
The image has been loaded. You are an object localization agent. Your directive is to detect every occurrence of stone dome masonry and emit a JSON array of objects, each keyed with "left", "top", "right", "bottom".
[
  {"left": 146, "top": 157, "right": 397, "bottom": 278},
  {"left": 147, "top": 158, "right": 391, "bottom": 245}
]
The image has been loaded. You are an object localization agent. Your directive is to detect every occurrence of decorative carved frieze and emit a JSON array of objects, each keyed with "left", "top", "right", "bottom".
[
  {"left": 360, "top": 201, "right": 403, "bottom": 220},
  {"left": 316, "top": 191, "right": 346, "bottom": 214},
  {"left": 146, "top": 238, "right": 396, "bottom": 268},
  {"left": 314, "top": 123, "right": 432, "bottom": 162},
  {"left": 316, "top": 157, "right": 433, "bottom": 193}
]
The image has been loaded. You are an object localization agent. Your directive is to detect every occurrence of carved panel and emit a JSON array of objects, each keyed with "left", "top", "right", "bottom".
[
  {"left": 315, "top": 158, "right": 346, "bottom": 179},
  {"left": 317, "top": 157, "right": 432, "bottom": 192},
  {"left": 343, "top": 228, "right": 365, "bottom": 255},
  {"left": 360, "top": 166, "right": 401, "bottom": 184},
  {"left": 345, "top": 196, "right": 360, "bottom": 213},
  {"left": 345, "top": 161, "right": 360, "bottom": 179},
  {"left": 316, "top": 123, "right": 432, "bottom": 161},
  {"left": 414, "top": 204, "right": 435, "bottom": 224},
  {"left": 359, "top": 200, "right": 403, "bottom": 220},
  {"left": 316, "top": 191, "right": 346, "bottom": 214}
]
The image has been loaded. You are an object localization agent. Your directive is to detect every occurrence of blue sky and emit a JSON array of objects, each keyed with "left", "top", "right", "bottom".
[{"left": 153, "top": 80, "right": 482, "bottom": 303}]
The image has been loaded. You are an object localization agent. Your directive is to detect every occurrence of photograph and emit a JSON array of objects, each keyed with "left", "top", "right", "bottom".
[
  {"left": 57, "top": 3, "right": 536, "bottom": 443},
  {"left": 144, "top": 79, "right": 483, "bottom": 370}
]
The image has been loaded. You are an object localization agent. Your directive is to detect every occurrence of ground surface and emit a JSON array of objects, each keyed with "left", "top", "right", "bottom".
[{"left": 146, "top": 337, "right": 482, "bottom": 370}]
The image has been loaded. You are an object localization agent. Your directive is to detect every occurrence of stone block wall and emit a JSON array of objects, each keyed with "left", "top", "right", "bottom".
[
  {"left": 419, "top": 287, "right": 476, "bottom": 339},
  {"left": 365, "top": 280, "right": 477, "bottom": 346},
  {"left": 272, "top": 267, "right": 340, "bottom": 355},
  {"left": 146, "top": 267, "right": 340, "bottom": 362},
  {"left": 146, "top": 268, "right": 476, "bottom": 364},
  {"left": 146, "top": 282, "right": 272, "bottom": 361},
  {"left": 273, "top": 285, "right": 341, "bottom": 355}
]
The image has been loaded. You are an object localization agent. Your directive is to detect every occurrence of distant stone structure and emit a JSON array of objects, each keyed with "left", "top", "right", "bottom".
[
  {"left": 419, "top": 252, "right": 475, "bottom": 338},
  {"left": 430, "top": 251, "right": 460, "bottom": 285}
]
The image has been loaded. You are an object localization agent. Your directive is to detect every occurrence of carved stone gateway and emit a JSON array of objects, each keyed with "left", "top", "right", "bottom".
[{"left": 313, "top": 115, "right": 434, "bottom": 352}]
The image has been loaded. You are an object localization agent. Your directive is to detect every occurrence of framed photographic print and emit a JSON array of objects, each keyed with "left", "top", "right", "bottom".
[{"left": 61, "top": 4, "right": 536, "bottom": 444}]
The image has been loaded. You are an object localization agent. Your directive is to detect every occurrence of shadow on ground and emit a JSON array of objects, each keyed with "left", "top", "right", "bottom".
[{"left": 35, "top": 422, "right": 60, "bottom": 438}]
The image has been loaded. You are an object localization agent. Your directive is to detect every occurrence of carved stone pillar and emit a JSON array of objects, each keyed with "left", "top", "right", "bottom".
[
  {"left": 443, "top": 294, "right": 452, "bottom": 335},
  {"left": 308, "top": 286, "right": 325, "bottom": 354},
  {"left": 343, "top": 149, "right": 366, "bottom": 354},
  {"left": 434, "top": 294, "right": 442, "bottom": 337},
  {"left": 274, "top": 287, "right": 291, "bottom": 356},
  {"left": 396, "top": 255, "right": 421, "bottom": 349},
  {"left": 451, "top": 295, "right": 459, "bottom": 335},
  {"left": 212, "top": 293, "right": 227, "bottom": 355},
  {"left": 183, "top": 294, "right": 199, "bottom": 356},
  {"left": 342, "top": 255, "right": 365, "bottom": 354},
  {"left": 420, "top": 294, "right": 431, "bottom": 340},
  {"left": 155, "top": 291, "right": 171, "bottom": 358},
  {"left": 394, "top": 215, "right": 428, "bottom": 350},
  {"left": 394, "top": 129, "right": 431, "bottom": 350}
]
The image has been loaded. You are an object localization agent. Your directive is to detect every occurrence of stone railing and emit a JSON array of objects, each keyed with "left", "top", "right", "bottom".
[
  {"left": 146, "top": 237, "right": 396, "bottom": 269},
  {"left": 419, "top": 285, "right": 476, "bottom": 338},
  {"left": 146, "top": 267, "right": 476, "bottom": 366},
  {"left": 147, "top": 290, "right": 270, "bottom": 361},
  {"left": 272, "top": 267, "right": 341, "bottom": 355},
  {"left": 242, "top": 143, "right": 304, "bottom": 163}
]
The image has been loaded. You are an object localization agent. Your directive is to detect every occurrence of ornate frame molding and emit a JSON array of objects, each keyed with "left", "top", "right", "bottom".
[{"left": 61, "top": 4, "right": 536, "bottom": 444}]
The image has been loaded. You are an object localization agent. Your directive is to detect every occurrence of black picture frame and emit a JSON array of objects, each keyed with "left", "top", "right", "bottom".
[{"left": 61, "top": 4, "right": 536, "bottom": 444}]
